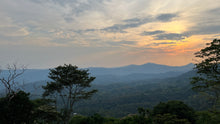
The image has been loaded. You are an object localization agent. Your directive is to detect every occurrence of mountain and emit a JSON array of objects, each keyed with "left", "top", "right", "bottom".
[
  {"left": 1, "top": 66, "right": 205, "bottom": 118},
  {"left": 88, "top": 63, "right": 194, "bottom": 76},
  {"left": 0, "top": 63, "right": 194, "bottom": 87},
  {"left": 92, "top": 71, "right": 185, "bottom": 85},
  {"left": 0, "top": 69, "right": 49, "bottom": 90},
  {"left": 73, "top": 70, "right": 208, "bottom": 117},
  {"left": 0, "top": 69, "right": 49, "bottom": 82}
]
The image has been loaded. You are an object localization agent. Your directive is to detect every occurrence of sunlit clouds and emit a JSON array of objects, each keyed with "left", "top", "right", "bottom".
[{"left": 0, "top": 0, "right": 219, "bottom": 68}]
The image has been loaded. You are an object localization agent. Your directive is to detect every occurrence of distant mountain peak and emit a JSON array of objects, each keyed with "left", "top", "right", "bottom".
[
  {"left": 185, "top": 63, "right": 194, "bottom": 66},
  {"left": 142, "top": 63, "right": 194, "bottom": 67},
  {"left": 144, "top": 62, "right": 157, "bottom": 65}
]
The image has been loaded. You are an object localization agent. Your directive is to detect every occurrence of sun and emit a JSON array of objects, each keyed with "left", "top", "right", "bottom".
[{"left": 159, "top": 21, "right": 191, "bottom": 33}]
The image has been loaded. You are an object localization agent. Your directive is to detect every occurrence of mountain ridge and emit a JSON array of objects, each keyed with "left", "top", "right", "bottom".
[
  {"left": 0, "top": 63, "right": 194, "bottom": 86},
  {"left": 88, "top": 63, "right": 194, "bottom": 76}
]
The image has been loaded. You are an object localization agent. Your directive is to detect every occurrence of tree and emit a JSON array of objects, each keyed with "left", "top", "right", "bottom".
[
  {"left": 153, "top": 113, "right": 190, "bottom": 124},
  {"left": 0, "top": 64, "right": 26, "bottom": 95},
  {"left": 196, "top": 111, "right": 220, "bottom": 124},
  {"left": 152, "top": 101, "right": 196, "bottom": 124},
  {"left": 32, "top": 98, "right": 61, "bottom": 123},
  {"left": 0, "top": 64, "right": 61, "bottom": 123},
  {"left": 0, "top": 91, "right": 34, "bottom": 124},
  {"left": 42, "top": 64, "right": 98, "bottom": 123},
  {"left": 191, "top": 39, "right": 220, "bottom": 110}
]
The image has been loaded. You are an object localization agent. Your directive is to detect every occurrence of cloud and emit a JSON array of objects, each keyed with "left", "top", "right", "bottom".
[
  {"left": 0, "top": 26, "right": 30, "bottom": 37},
  {"left": 192, "top": 25, "right": 220, "bottom": 35},
  {"left": 147, "top": 41, "right": 177, "bottom": 47},
  {"left": 156, "top": 13, "right": 178, "bottom": 22},
  {"left": 208, "top": 7, "right": 220, "bottom": 15},
  {"left": 123, "top": 18, "right": 142, "bottom": 23},
  {"left": 0, "top": 0, "right": 219, "bottom": 68},
  {"left": 101, "top": 13, "right": 178, "bottom": 33},
  {"left": 101, "top": 24, "right": 128, "bottom": 33},
  {"left": 182, "top": 6, "right": 220, "bottom": 36},
  {"left": 106, "top": 40, "right": 137, "bottom": 47},
  {"left": 101, "top": 17, "right": 152, "bottom": 33},
  {"left": 141, "top": 30, "right": 165, "bottom": 36},
  {"left": 140, "top": 30, "right": 189, "bottom": 41},
  {"left": 154, "top": 33, "right": 188, "bottom": 40}
]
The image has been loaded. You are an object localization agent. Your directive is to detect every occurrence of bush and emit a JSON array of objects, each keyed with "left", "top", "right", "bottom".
[
  {"left": 0, "top": 91, "right": 34, "bottom": 124},
  {"left": 152, "top": 101, "right": 196, "bottom": 124}
]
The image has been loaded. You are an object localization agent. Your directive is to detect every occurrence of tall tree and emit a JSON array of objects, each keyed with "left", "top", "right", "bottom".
[
  {"left": 191, "top": 39, "right": 220, "bottom": 110},
  {"left": 42, "top": 64, "right": 97, "bottom": 123}
]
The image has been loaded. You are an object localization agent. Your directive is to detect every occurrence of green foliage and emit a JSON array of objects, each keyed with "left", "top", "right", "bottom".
[
  {"left": 74, "top": 71, "right": 204, "bottom": 118},
  {"left": 69, "top": 114, "right": 118, "bottom": 124},
  {"left": 87, "top": 113, "right": 105, "bottom": 124},
  {"left": 152, "top": 101, "right": 196, "bottom": 123},
  {"left": 42, "top": 64, "right": 98, "bottom": 122},
  {"left": 0, "top": 91, "right": 34, "bottom": 124},
  {"left": 32, "top": 99, "right": 61, "bottom": 123},
  {"left": 119, "top": 115, "right": 149, "bottom": 124},
  {"left": 196, "top": 111, "right": 220, "bottom": 124},
  {"left": 69, "top": 115, "right": 88, "bottom": 124},
  {"left": 0, "top": 91, "right": 61, "bottom": 124},
  {"left": 119, "top": 115, "right": 139, "bottom": 124},
  {"left": 191, "top": 39, "right": 220, "bottom": 110},
  {"left": 68, "top": 102, "right": 220, "bottom": 124},
  {"left": 153, "top": 113, "right": 190, "bottom": 124}
]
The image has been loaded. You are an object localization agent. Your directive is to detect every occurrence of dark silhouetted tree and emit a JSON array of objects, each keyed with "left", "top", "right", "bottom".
[
  {"left": 0, "top": 64, "right": 26, "bottom": 95},
  {"left": 32, "top": 98, "right": 61, "bottom": 123},
  {"left": 152, "top": 101, "right": 196, "bottom": 124},
  {"left": 0, "top": 91, "right": 34, "bottom": 124},
  {"left": 191, "top": 39, "right": 220, "bottom": 110},
  {"left": 42, "top": 64, "right": 97, "bottom": 123}
]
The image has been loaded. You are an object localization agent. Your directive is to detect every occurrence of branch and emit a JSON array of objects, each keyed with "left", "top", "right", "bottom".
[{"left": 0, "top": 64, "right": 26, "bottom": 95}]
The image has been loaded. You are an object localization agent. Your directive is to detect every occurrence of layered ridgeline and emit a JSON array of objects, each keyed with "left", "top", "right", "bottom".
[
  {"left": 74, "top": 70, "right": 209, "bottom": 117},
  {"left": 89, "top": 63, "right": 194, "bottom": 85},
  {"left": 0, "top": 63, "right": 194, "bottom": 86},
  {"left": 89, "top": 63, "right": 194, "bottom": 76},
  {"left": 0, "top": 63, "right": 203, "bottom": 117}
]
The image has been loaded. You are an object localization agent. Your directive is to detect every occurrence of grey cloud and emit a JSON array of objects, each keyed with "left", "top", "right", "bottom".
[
  {"left": 31, "top": 0, "right": 104, "bottom": 19},
  {"left": 51, "top": 38, "right": 73, "bottom": 44},
  {"left": 188, "top": 25, "right": 220, "bottom": 35},
  {"left": 31, "top": 0, "right": 86, "bottom": 6},
  {"left": 101, "top": 24, "right": 128, "bottom": 33},
  {"left": 64, "top": 17, "right": 75, "bottom": 23},
  {"left": 0, "top": 34, "right": 25, "bottom": 43},
  {"left": 141, "top": 30, "right": 165, "bottom": 36},
  {"left": 184, "top": 7, "right": 220, "bottom": 36},
  {"left": 117, "top": 40, "right": 136, "bottom": 45},
  {"left": 74, "top": 29, "right": 98, "bottom": 34},
  {"left": 208, "top": 7, "right": 220, "bottom": 15},
  {"left": 141, "top": 30, "right": 189, "bottom": 41},
  {"left": 85, "top": 29, "right": 97, "bottom": 32},
  {"left": 154, "top": 33, "right": 188, "bottom": 40},
  {"left": 106, "top": 40, "right": 136, "bottom": 46},
  {"left": 102, "top": 13, "right": 178, "bottom": 33},
  {"left": 123, "top": 18, "right": 141, "bottom": 23},
  {"left": 156, "top": 13, "right": 178, "bottom": 22},
  {"left": 147, "top": 41, "right": 177, "bottom": 46},
  {"left": 101, "top": 17, "right": 152, "bottom": 33}
]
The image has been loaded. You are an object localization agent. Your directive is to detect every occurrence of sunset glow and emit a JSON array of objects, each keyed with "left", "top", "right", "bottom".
[{"left": 0, "top": 0, "right": 219, "bottom": 68}]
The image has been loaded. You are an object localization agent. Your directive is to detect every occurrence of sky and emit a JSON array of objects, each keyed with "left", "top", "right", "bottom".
[{"left": 0, "top": 0, "right": 220, "bottom": 69}]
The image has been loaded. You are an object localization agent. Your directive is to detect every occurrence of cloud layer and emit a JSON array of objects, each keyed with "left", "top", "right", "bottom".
[{"left": 0, "top": 0, "right": 220, "bottom": 68}]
